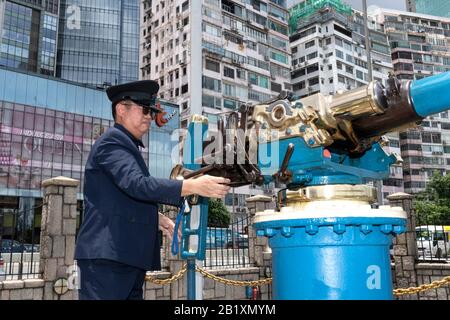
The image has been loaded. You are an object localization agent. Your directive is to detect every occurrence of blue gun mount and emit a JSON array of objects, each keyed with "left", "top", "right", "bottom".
[{"left": 172, "top": 71, "right": 450, "bottom": 299}]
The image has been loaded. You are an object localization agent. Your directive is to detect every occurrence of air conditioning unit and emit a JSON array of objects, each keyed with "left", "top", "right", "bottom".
[
  {"left": 264, "top": 55, "right": 270, "bottom": 61},
  {"left": 323, "top": 58, "right": 328, "bottom": 63}
]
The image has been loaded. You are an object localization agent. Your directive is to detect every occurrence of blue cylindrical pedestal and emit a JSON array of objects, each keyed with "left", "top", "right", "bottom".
[{"left": 254, "top": 217, "right": 406, "bottom": 300}]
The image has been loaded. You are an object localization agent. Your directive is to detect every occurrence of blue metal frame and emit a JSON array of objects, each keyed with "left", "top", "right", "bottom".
[{"left": 258, "top": 138, "right": 396, "bottom": 187}]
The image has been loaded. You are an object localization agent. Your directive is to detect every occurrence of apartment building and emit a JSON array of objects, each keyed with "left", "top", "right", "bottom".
[
  {"left": 140, "top": 0, "right": 292, "bottom": 211},
  {"left": 289, "top": 0, "right": 402, "bottom": 202},
  {"left": 372, "top": 8, "right": 450, "bottom": 194},
  {"left": 140, "top": 0, "right": 291, "bottom": 125}
]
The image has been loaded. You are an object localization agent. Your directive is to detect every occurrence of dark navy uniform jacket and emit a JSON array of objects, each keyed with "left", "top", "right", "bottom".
[{"left": 75, "top": 124, "right": 183, "bottom": 271}]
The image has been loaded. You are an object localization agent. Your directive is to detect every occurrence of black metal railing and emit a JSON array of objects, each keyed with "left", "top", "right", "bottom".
[
  {"left": 203, "top": 214, "right": 252, "bottom": 269},
  {"left": 415, "top": 222, "right": 449, "bottom": 263},
  {"left": 0, "top": 205, "right": 42, "bottom": 281}
]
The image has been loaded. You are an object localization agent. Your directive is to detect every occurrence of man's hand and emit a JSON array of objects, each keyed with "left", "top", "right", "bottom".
[
  {"left": 181, "top": 175, "right": 231, "bottom": 198},
  {"left": 158, "top": 213, "right": 181, "bottom": 243}
]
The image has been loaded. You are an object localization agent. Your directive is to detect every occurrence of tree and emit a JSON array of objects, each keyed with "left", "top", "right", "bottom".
[
  {"left": 207, "top": 198, "right": 231, "bottom": 227},
  {"left": 415, "top": 172, "right": 450, "bottom": 225}
]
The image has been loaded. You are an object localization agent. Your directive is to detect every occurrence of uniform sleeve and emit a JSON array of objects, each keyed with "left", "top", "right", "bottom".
[{"left": 94, "top": 141, "right": 183, "bottom": 207}]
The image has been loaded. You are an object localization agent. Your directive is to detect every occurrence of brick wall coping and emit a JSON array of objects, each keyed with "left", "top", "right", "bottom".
[
  {"left": 416, "top": 263, "right": 450, "bottom": 270},
  {"left": 0, "top": 279, "right": 45, "bottom": 290},
  {"left": 42, "top": 176, "right": 80, "bottom": 187},
  {"left": 200, "top": 267, "right": 260, "bottom": 275}
]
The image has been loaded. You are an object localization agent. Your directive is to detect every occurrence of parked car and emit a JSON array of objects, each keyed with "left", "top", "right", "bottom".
[
  {"left": 0, "top": 239, "right": 25, "bottom": 253},
  {"left": 416, "top": 225, "right": 450, "bottom": 258},
  {"left": 23, "top": 244, "right": 40, "bottom": 253},
  {"left": 226, "top": 233, "right": 249, "bottom": 249},
  {"left": 206, "top": 228, "right": 229, "bottom": 248}
]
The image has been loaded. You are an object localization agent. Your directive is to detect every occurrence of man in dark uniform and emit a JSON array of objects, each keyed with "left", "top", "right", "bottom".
[{"left": 75, "top": 80, "right": 230, "bottom": 300}]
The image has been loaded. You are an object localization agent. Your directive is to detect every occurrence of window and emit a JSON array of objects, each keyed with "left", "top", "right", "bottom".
[
  {"left": 308, "top": 77, "right": 319, "bottom": 86},
  {"left": 307, "top": 63, "right": 319, "bottom": 74},
  {"left": 224, "top": 66, "right": 235, "bottom": 78},
  {"left": 248, "top": 72, "right": 269, "bottom": 89},
  {"left": 202, "top": 22, "right": 221, "bottom": 37},
  {"left": 271, "top": 51, "right": 288, "bottom": 64},
  {"left": 306, "top": 52, "right": 318, "bottom": 60},
  {"left": 224, "top": 99, "right": 238, "bottom": 109},
  {"left": 202, "top": 76, "right": 221, "bottom": 92},
  {"left": 305, "top": 40, "right": 315, "bottom": 49},
  {"left": 345, "top": 65, "right": 353, "bottom": 74},
  {"left": 356, "top": 70, "right": 364, "bottom": 80},
  {"left": 421, "top": 132, "right": 441, "bottom": 143},
  {"left": 205, "top": 59, "right": 220, "bottom": 72},
  {"left": 271, "top": 82, "right": 282, "bottom": 93},
  {"left": 236, "top": 69, "right": 246, "bottom": 80},
  {"left": 202, "top": 94, "right": 221, "bottom": 109},
  {"left": 293, "top": 81, "right": 305, "bottom": 91},
  {"left": 223, "top": 83, "right": 236, "bottom": 97}
]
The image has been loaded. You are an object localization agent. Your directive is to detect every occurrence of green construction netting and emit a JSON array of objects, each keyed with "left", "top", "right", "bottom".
[{"left": 289, "top": 0, "right": 353, "bottom": 32}]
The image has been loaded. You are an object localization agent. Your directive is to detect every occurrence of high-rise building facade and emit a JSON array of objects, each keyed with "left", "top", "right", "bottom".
[
  {"left": 406, "top": 0, "right": 450, "bottom": 19},
  {"left": 140, "top": 0, "right": 292, "bottom": 208},
  {"left": 57, "top": 0, "right": 140, "bottom": 86},
  {"left": 0, "top": 0, "right": 59, "bottom": 76},
  {"left": 289, "top": 0, "right": 401, "bottom": 202},
  {"left": 372, "top": 8, "right": 450, "bottom": 194},
  {"left": 289, "top": 0, "right": 393, "bottom": 97},
  {"left": 140, "top": 0, "right": 291, "bottom": 128}
]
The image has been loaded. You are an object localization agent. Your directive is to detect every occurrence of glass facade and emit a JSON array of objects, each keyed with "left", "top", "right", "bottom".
[
  {"left": 415, "top": 0, "right": 450, "bottom": 18},
  {"left": 0, "top": 1, "right": 40, "bottom": 72},
  {"left": 0, "top": 1, "right": 59, "bottom": 75},
  {"left": 40, "top": 14, "right": 58, "bottom": 75},
  {"left": 0, "top": 66, "right": 179, "bottom": 250},
  {"left": 0, "top": 67, "right": 180, "bottom": 200},
  {"left": 120, "top": 0, "right": 140, "bottom": 83},
  {"left": 57, "top": 0, "right": 139, "bottom": 86}
]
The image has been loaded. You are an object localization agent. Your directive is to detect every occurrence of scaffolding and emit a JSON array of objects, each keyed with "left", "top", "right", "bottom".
[{"left": 289, "top": 0, "right": 353, "bottom": 32}]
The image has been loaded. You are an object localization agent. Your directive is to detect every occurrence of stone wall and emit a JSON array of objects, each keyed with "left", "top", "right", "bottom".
[
  {"left": 388, "top": 193, "right": 450, "bottom": 300},
  {"left": 246, "top": 195, "right": 275, "bottom": 300},
  {"left": 0, "top": 176, "right": 79, "bottom": 300},
  {"left": 143, "top": 267, "right": 261, "bottom": 300},
  {"left": 0, "top": 279, "right": 44, "bottom": 300},
  {"left": 1, "top": 179, "right": 449, "bottom": 300},
  {"left": 416, "top": 264, "right": 450, "bottom": 300}
]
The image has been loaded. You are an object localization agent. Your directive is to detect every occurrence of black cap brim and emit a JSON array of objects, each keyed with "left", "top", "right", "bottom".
[{"left": 106, "top": 80, "right": 160, "bottom": 110}]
